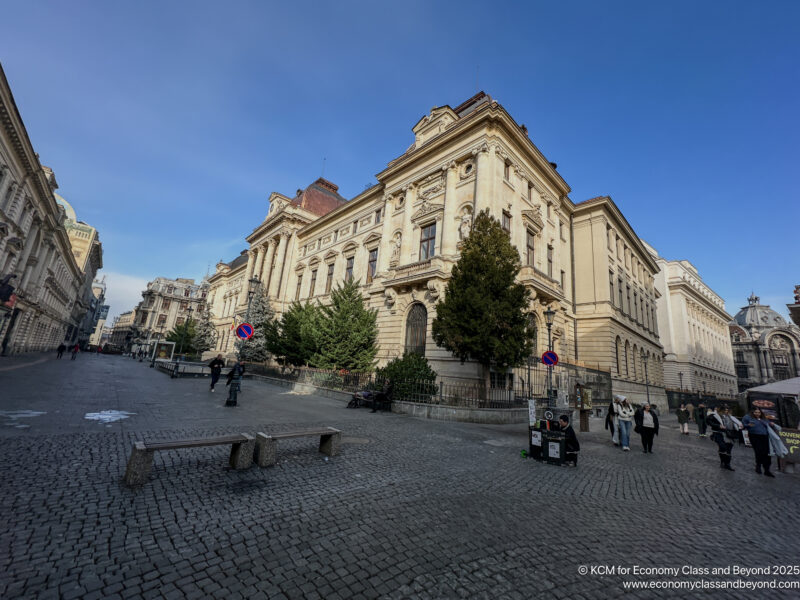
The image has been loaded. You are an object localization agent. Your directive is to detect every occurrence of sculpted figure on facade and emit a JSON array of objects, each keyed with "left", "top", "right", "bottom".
[{"left": 390, "top": 232, "right": 401, "bottom": 263}]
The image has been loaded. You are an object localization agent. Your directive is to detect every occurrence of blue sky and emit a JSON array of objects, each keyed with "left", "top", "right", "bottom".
[{"left": 2, "top": 0, "right": 798, "bottom": 322}]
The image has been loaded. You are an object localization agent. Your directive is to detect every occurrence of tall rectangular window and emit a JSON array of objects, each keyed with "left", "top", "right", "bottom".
[
  {"left": 502, "top": 212, "right": 511, "bottom": 234},
  {"left": 528, "top": 183, "right": 533, "bottom": 200},
  {"left": 352, "top": 220, "right": 358, "bottom": 234},
  {"left": 626, "top": 285, "right": 631, "bottom": 315},
  {"left": 633, "top": 292, "right": 638, "bottom": 321},
  {"left": 375, "top": 209, "right": 382, "bottom": 224},
  {"left": 325, "top": 263, "right": 334, "bottom": 293},
  {"left": 162, "top": 299, "right": 171, "bottom": 310},
  {"left": 367, "top": 249, "right": 378, "bottom": 283},
  {"left": 618, "top": 278, "right": 624, "bottom": 307},
  {"left": 547, "top": 245, "right": 553, "bottom": 278},
  {"left": 609, "top": 273, "right": 615, "bottom": 304},
  {"left": 560, "top": 270, "right": 565, "bottom": 289},
  {"left": 419, "top": 223, "right": 436, "bottom": 261},
  {"left": 309, "top": 269, "right": 318, "bottom": 297},
  {"left": 526, "top": 230, "right": 535, "bottom": 266},
  {"left": 295, "top": 274, "right": 303, "bottom": 301},
  {"left": 503, "top": 162, "right": 510, "bottom": 180},
  {"left": 345, "top": 256, "right": 354, "bottom": 283}
]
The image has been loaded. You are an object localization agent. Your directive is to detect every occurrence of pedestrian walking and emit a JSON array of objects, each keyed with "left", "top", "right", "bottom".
[
  {"left": 721, "top": 406, "right": 743, "bottom": 446},
  {"left": 742, "top": 407, "right": 777, "bottom": 477},
  {"left": 617, "top": 397, "right": 635, "bottom": 451},
  {"left": 208, "top": 354, "right": 225, "bottom": 392},
  {"left": 605, "top": 396, "right": 621, "bottom": 446},
  {"left": 707, "top": 405, "right": 734, "bottom": 471},
  {"left": 696, "top": 402, "right": 708, "bottom": 437},
  {"left": 677, "top": 403, "right": 690, "bottom": 435},
  {"left": 56, "top": 343, "right": 66, "bottom": 359},
  {"left": 70, "top": 344, "right": 80, "bottom": 360},
  {"left": 96, "top": 345, "right": 102, "bottom": 356},
  {"left": 634, "top": 402, "right": 659, "bottom": 453},
  {"left": 559, "top": 415, "right": 580, "bottom": 466}
]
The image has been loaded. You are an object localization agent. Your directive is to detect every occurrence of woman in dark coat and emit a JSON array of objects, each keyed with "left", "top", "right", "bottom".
[
  {"left": 707, "top": 406, "right": 734, "bottom": 471},
  {"left": 634, "top": 402, "right": 659, "bottom": 453},
  {"left": 742, "top": 407, "right": 777, "bottom": 477}
]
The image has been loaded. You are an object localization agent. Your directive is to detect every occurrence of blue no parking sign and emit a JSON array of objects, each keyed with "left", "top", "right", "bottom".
[
  {"left": 541, "top": 351, "right": 559, "bottom": 366},
  {"left": 236, "top": 323, "right": 254, "bottom": 340}
]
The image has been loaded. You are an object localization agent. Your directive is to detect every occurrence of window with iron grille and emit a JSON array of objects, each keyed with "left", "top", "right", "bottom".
[
  {"left": 405, "top": 303, "right": 427, "bottom": 356},
  {"left": 419, "top": 223, "right": 436, "bottom": 261},
  {"left": 736, "top": 364, "right": 749, "bottom": 379}
]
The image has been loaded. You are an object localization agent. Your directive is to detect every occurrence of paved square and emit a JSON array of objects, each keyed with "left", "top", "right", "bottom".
[{"left": 1, "top": 354, "right": 798, "bottom": 599}]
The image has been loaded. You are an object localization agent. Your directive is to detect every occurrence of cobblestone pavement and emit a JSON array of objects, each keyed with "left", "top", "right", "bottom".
[{"left": 1, "top": 355, "right": 799, "bottom": 599}]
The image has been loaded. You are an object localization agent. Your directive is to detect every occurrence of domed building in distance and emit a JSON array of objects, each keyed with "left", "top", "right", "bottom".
[{"left": 729, "top": 293, "right": 800, "bottom": 392}]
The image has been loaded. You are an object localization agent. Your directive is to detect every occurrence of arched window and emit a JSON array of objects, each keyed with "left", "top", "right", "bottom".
[
  {"left": 405, "top": 303, "right": 428, "bottom": 356},
  {"left": 632, "top": 344, "right": 638, "bottom": 380}
]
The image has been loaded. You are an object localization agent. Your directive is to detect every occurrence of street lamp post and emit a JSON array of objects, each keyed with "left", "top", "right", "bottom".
[
  {"left": 679, "top": 371, "right": 684, "bottom": 391},
  {"left": 543, "top": 307, "right": 556, "bottom": 405},
  {"left": 150, "top": 324, "right": 165, "bottom": 368},
  {"left": 641, "top": 350, "right": 651, "bottom": 406}
]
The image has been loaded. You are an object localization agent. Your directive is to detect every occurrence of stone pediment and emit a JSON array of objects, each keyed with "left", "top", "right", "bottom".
[
  {"left": 363, "top": 232, "right": 382, "bottom": 246},
  {"left": 521, "top": 207, "right": 544, "bottom": 231},
  {"left": 411, "top": 200, "right": 444, "bottom": 223},
  {"left": 412, "top": 106, "right": 459, "bottom": 146},
  {"left": 323, "top": 249, "right": 338, "bottom": 261}
]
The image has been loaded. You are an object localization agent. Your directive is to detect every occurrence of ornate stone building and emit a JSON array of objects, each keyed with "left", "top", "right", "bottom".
[
  {"left": 133, "top": 277, "right": 209, "bottom": 349},
  {"left": 109, "top": 309, "right": 136, "bottom": 350},
  {"left": 572, "top": 197, "right": 667, "bottom": 407},
  {"left": 0, "top": 64, "right": 91, "bottom": 355},
  {"left": 205, "top": 93, "right": 579, "bottom": 383},
  {"left": 729, "top": 294, "right": 800, "bottom": 392},
  {"left": 643, "top": 242, "right": 736, "bottom": 399}
]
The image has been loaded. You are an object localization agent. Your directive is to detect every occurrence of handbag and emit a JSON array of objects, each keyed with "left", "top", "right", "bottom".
[
  {"left": 767, "top": 426, "right": 788, "bottom": 458},
  {"left": 741, "top": 429, "right": 752, "bottom": 447}
]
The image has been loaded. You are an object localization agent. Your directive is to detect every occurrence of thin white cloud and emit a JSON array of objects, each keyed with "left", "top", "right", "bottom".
[{"left": 100, "top": 272, "right": 149, "bottom": 323}]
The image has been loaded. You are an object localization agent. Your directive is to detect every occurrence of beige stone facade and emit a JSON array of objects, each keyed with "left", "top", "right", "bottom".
[
  {"left": 0, "top": 65, "right": 96, "bottom": 355},
  {"left": 643, "top": 242, "right": 736, "bottom": 399},
  {"left": 109, "top": 309, "right": 136, "bottom": 349},
  {"left": 572, "top": 196, "right": 667, "bottom": 409},
  {"left": 133, "top": 277, "right": 209, "bottom": 349}
]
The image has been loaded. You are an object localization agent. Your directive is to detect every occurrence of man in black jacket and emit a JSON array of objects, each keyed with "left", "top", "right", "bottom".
[
  {"left": 559, "top": 415, "right": 580, "bottom": 466},
  {"left": 208, "top": 354, "right": 225, "bottom": 392}
]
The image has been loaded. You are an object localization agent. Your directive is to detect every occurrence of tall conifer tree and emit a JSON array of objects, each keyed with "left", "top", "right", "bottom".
[{"left": 431, "top": 210, "right": 534, "bottom": 391}]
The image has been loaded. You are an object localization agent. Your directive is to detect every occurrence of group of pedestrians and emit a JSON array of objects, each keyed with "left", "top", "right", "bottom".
[
  {"left": 605, "top": 395, "right": 659, "bottom": 453},
  {"left": 55, "top": 343, "right": 81, "bottom": 359},
  {"left": 606, "top": 395, "right": 787, "bottom": 475}
]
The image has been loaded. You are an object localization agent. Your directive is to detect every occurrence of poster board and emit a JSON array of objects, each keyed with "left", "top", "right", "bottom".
[
  {"left": 152, "top": 341, "right": 175, "bottom": 361},
  {"left": 779, "top": 428, "right": 800, "bottom": 464}
]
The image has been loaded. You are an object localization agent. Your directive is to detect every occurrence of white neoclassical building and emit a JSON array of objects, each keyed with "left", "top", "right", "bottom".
[
  {"left": 643, "top": 241, "right": 737, "bottom": 400},
  {"left": 132, "top": 277, "right": 209, "bottom": 349}
]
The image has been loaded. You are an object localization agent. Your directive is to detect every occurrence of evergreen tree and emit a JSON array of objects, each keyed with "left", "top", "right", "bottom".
[
  {"left": 312, "top": 279, "right": 378, "bottom": 372},
  {"left": 431, "top": 210, "right": 534, "bottom": 391},
  {"left": 166, "top": 319, "right": 198, "bottom": 356},
  {"left": 236, "top": 287, "right": 273, "bottom": 362},
  {"left": 268, "top": 301, "right": 321, "bottom": 366},
  {"left": 192, "top": 304, "right": 217, "bottom": 355}
]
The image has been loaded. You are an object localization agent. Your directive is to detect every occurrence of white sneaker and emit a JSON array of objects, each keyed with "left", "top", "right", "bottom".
[
  {"left": 210, "top": 388, "right": 215, "bottom": 392},
  {"left": 623, "top": 446, "right": 630, "bottom": 451}
]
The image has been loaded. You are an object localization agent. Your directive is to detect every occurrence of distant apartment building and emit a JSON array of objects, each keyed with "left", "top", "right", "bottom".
[{"left": 133, "top": 277, "right": 209, "bottom": 346}]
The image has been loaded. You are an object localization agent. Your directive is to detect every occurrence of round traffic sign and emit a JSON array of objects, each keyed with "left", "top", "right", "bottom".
[
  {"left": 541, "top": 351, "right": 559, "bottom": 366},
  {"left": 544, "top": 410, "right": 554, "bottom": 420},
  {"left": 236, "top": 323, "right": 254, "bottom": 340}
]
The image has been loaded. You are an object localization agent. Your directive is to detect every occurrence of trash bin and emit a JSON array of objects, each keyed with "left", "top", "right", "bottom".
[{"left": 542, "top": 430, "right": 565, "bottom": 466}]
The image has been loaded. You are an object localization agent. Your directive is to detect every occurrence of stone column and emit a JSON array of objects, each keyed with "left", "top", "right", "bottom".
[
  {"left": 763, "top": 349, "right": 774, "bottom": 379},
  {"left": 440, "top": 162, "right": 458, "bottom": 257},
  {"left": 268, "top": 233, "right": 289, "bottom": 297},
  {"left": 260, "top": 238, "right": 277, "bottom": 283},
  {"left": 474, "top": 143, "right": 494, "bottom": 216},
  {"left": 253, "top": 245, "right": 266, "bottom": 284},
  {"left": 400, "top": 184, "right": 417, "bottom": 264},
  {"left": 377, "top": 195, "right": 394, "bottom": 273},
  {"left": 243, "top": 250, "right": 255, "bottom": 284},
  {"left": 791, "top": 350, "right": 800, "bottom": 377}
]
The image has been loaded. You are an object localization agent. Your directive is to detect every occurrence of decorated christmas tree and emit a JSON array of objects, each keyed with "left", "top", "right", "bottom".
[{"left": 236, "top": 286, "right": 274, "bottom": 362}]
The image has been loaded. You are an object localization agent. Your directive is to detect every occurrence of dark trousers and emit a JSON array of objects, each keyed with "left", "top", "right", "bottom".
[
  {"left": 749, "top": 433, "right": 772, "bottom": 472},
  {"left": 210, "top": 372, "right": 221, "bottom": 389},
  {"left": 711, "top": 432, "right": 733, "bottom": 465},
  {"left": 641, "top": 428, "right": 655, "bottom": 452},
  {"left": 697, "top": 417, "right": 707, "bottom": 435},
  {"left": 71, "top": 352, "right": 77, "bottom": 360},
  {"left": 565, "top": 451, "right": 578, "bottom": 465},
  {"left": 57, "top": 350, "right": 63, "bottom": 358}
]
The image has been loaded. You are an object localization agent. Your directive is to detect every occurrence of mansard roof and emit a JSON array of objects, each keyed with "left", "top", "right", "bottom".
[{"left": 290, "top": 178, "right": 347, "bottom": 217}]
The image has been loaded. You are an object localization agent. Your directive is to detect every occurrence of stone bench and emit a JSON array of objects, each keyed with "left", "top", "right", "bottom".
[
  {"left": 124, "top": 433, "right": 255, "bottom": 486},
  {"left": 254, "top": 427, "right": 341, "bottom": 467}
]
